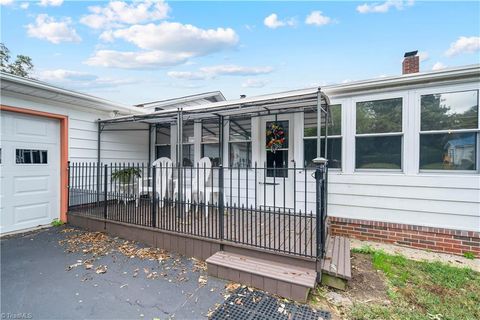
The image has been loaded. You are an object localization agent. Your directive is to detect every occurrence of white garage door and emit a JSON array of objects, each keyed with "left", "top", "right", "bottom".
[{"left": 0, "top": 111, "right": 60, "bottom": 234}]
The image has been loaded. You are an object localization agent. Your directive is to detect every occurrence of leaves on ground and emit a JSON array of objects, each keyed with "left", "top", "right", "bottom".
[
  {"left": 198, "top": 275, "right": 208, "bottom": 286},
  {"left": 95, "top": 265, "right": 107, "bottom": 274},
  {"left": 225, "top": 282, "right": 241, "bottom": 292}
]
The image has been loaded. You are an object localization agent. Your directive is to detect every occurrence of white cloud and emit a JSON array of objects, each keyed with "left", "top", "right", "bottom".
[
  {"left": 201, "top": 65, "right": 273, "bottom": 76},
  {"left": 445, "top": 36, "right": 480, "bottom": 57},
  {"left": 39, "top": 69, "right": 97, "bottom": 81},
  {"left": 167, "top": 65, "right": 274, "bottom": 80},
  {"left": 103, "top": 22, "right": 238, "bottom": 53},
  {"left": 39, "top": 0, "right": 63, "bottom": 7},
  {"left": 0, "top": 0, "right": 13, "bottom": 6},
  {"left": 85, "top": 50, "right": 191, "bottom": 69},
  {"left": 356, "top": 0, "right": 414, "bottom": 14},
  {"left": 20, "top": 2, "right": 29, "bottom": 9},
  {"left": 37, "top": 68, "right": 136, "bottom": 88},
  {"left": 305, "top": 11, "right": 333, "bottom": 26},
  {"left": 81, "top": 0, "right": 170, "bottom": 29},
  {"left": 26, "top": 14, "right": 81, "bottom": 44},
  {"left": 166, "top": 71, "right": 208, "bottom": 80},
  {"left": 418, "top": 51, "right": 429, "bottom": 62},
  {"left": 264, "top": 13, "right": 296, "bottom": 29},
  {"left": 242, "top": 79, "right": 270, "bottom": 88},
  {"left": 90, "top": 22, "right": 238, "bottom": 68},
  {"left": 432, "top": 62, "right": 446, "bottom": 71}
]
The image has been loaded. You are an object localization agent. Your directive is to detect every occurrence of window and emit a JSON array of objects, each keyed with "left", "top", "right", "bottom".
[
  {"left": 16, "top": 149, "right": 48, "bottom": 164},
  {"left": 304, "top": 104, "right": 342, "bottom": 168},
  {"left": 266, "top": 120, "right": 289, "bottom": 177},
  {"left": 155, "top": 124, "right": 171, "bottom": 159},
  {"left": 229, "top": 117, "right": 251, "bottom": 168},
  {"left": 201, "top": 120, "right": 220, "bottom": 166},
  {"left": 420, "top": 90, "right": 478, "bottom": 171},
  {"left": 182, "top": 121, "right": 195, "bottom": 166},
  {"left": 355, "top": 98, "right": 403, "bottom": 169}
]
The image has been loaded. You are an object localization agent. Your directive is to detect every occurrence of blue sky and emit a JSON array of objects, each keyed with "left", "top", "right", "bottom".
[{"left": 1, "top": 0, "right": 479, "bottom": 105}]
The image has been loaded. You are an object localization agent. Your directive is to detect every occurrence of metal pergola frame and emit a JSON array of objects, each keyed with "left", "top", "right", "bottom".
[{"left": 96, "top": 88, "right": 331, "bottom": 172}]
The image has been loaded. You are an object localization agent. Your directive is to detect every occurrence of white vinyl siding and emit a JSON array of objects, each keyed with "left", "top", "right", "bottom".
[{"left": 1, "top": 93, "right": 149, "bottom": 164}]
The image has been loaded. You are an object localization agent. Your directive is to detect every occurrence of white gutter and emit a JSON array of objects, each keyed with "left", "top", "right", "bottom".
[
  {"left": 322, "top": 64, "right": 480, "bottom": 95},
  {"left": 0, "top": 72, "right": 146, "bottom": 115}
]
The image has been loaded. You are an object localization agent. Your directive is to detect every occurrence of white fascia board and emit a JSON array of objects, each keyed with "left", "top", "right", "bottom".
[
  {"left": 322, "top": 64, "right": 480, "bottom": 96},
  {"left": 0, "top": 72, "right": 146, "bottom": 115}
]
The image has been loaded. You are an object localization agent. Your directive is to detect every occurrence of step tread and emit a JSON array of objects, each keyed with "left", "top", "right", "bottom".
[
  {"left": 321, "top": 236, "right": 352, "bottom": 280},
  {"left": 206, "top": 251, "right": 317, "bottom": 288}
]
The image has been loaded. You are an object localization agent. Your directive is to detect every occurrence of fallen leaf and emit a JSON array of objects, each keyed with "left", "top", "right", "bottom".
[
  {"left": 95, "top": 265, "right": 107, "bottom": 274},
  {"left": 198, "top": 275, "right": 208, "bottom": 286},
  {"left": 225, "top": 282, "right": 241, "bottom": 292}
]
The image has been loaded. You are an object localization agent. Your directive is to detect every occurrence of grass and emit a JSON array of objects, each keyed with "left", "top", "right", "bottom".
[
  {"left": 51, "top": 219, "right": 64, "bottom": 227},
  {"left": 463, "top": 252, "right": 475, "bottom": 260},
  {"left": 349, "top": 246, "right": 480, "bottom": 320}
]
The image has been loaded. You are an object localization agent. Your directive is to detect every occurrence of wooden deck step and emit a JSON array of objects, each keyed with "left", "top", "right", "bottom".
[
  {"left": 206, "top": 251, "right": 317, "bottom": 302},
  {"left": 320, "top": 235, "right": 351, "bottom": 290}
]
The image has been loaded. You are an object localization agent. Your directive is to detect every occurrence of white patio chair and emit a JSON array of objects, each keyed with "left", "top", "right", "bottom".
[
  {"left": 136, "top": 157, "right": 173, "bottom": 207},
  {"left": 174, "top": 157, "right": 219, "bottom": 217}
]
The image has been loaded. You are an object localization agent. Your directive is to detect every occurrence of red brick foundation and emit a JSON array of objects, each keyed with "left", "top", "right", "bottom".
[{"left": 329, "top": 217, "right": 480, "bottom": 258}]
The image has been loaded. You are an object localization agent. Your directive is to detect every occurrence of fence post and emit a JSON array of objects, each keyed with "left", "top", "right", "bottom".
[
  {"left": 103, "top": 164, "right": 108, "bottom": 223},
  {"left": 151, "top": 165, "right": 157, "bottom": 228},
  {"left": 218, "top": 165, "right": 224, "bottom": 243},
  {"left": 313, "top": 157, "right": 328, "bottom": 260},
  {"left": 67, "top": 161, "right": 71, "bottom": 210}
]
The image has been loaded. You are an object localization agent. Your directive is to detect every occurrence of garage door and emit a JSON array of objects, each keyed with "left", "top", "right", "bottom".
[{"left": 0, "top": 111, "right": 60, "bottom": 234}]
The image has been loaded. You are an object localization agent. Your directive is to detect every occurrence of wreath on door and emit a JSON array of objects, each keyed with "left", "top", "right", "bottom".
[{"left": 266, "top": 122, "right": 285, "bottom": 153}]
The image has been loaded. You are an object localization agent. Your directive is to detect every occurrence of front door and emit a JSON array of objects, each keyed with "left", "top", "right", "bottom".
[{"left": 259, "top": 115, "right": 295, "bottom": 210}]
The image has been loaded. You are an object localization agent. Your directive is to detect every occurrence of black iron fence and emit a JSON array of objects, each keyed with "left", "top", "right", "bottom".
[{"left": 68, "top": 162, "right": 328, "bottom": 259}]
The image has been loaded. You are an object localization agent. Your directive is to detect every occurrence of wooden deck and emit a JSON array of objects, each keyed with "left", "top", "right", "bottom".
[{"left": 69, "top": 199, "right": 317, "bottom": 258}]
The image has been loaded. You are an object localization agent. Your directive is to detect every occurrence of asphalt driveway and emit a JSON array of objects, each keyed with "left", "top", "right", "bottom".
[{"left": 1, "top": 226, "right": 227, "bottom": 320}]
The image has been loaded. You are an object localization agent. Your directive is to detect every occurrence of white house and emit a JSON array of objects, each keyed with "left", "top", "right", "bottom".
[{"left": 1, "top": 58, "right": 479, "bottom": 257}]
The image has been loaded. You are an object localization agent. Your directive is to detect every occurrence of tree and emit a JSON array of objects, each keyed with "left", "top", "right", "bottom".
[
  {"left": 0, "top": 43, "right": 10, "bottom": 71},
  {"left": 0, "top": 43, "right": 34, "bottom": 78}
]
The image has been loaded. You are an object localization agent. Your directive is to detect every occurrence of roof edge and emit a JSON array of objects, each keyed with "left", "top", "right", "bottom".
[{"left": 0, "top": 71, "right": 145, "bottom": 115}]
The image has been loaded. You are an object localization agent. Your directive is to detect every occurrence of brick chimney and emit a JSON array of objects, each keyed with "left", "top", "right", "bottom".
[{"left": 402, "top": 50, "right": 419, "bottom": 74}]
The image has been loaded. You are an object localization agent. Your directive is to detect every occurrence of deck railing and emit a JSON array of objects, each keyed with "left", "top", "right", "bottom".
[{"left": 67, "top": 162, "right": 328, "bottom": 259}]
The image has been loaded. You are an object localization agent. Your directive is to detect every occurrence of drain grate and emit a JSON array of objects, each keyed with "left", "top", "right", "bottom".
[{"left": 209, "top": 287, "right": 331, "bottom": 320}]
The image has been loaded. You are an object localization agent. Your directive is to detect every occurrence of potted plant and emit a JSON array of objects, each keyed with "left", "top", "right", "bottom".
[
  {"left": 111, "top": 167, "right": 142, "bottom": 203},
  {"left": 111, "top": 167, "right": 141, "bottom": 185}
]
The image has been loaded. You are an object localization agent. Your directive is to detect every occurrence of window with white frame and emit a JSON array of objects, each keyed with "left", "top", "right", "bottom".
[
  {"left": 229, "top": 117, "right": 251, "bottom": 168},
  {"left": 155, "top": 124, "right": 171, "bottom": 160},
  {"left": 182, "top": 121, "right": 195, "bottom": 166},
  {"left": 304, "top": 105, "right": 342, "bottom": 168},
  {"left": 201, "top": 120, "right": 220, "bottom": 167},
  {"left": 419, "top": 90, "right": 478, "bottom": 171},
  {"left": 355, "top": 98, "right": 403, "bottom": 169}
]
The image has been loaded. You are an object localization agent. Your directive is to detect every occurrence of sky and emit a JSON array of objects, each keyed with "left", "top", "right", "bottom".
[{"left": 1, "top": 0, "right": 479, "bottom": 105}]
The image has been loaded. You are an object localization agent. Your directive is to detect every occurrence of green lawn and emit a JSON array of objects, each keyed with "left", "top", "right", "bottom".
[{"left": 349, "top": 246, "right": 480, "bottom": 320}]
